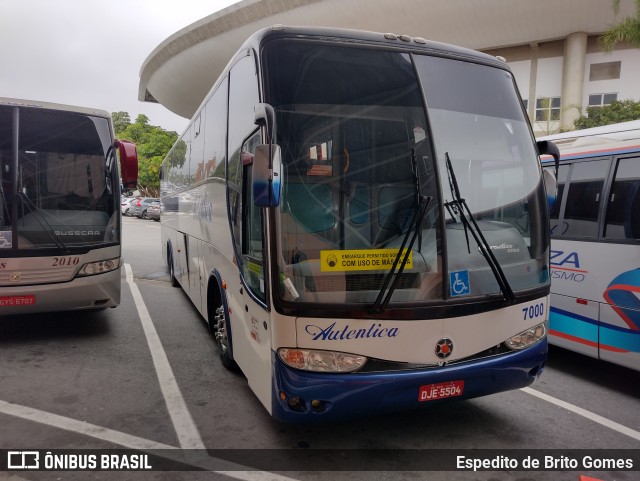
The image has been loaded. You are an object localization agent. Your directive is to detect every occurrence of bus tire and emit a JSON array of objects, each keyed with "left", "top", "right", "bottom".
[
  {"left": 208, "top": 281, "right": 238, "bottom": 371},
  {"left": 167, "top": 248, "right": 180, "bottom": 287},
  {"left": 213, "top": 305, "right": 237, "bottom": 370}
]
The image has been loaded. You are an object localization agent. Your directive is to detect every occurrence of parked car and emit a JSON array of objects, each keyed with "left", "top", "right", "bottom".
[
  {"left": 147, "top": 200, "right": 161, "bottom": 222},
  {"left": 121, "top": 197, "right": 138, "bottom": 216},
  {"left": 131, "top": 197, "right": 159, "bottom": 219}
]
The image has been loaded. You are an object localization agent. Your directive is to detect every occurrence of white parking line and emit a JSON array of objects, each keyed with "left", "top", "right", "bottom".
[
  {"left": 0, "top": 399, "right": 176, "bottom": 449},
  {"left": 522, "top": 387, "right": 640, "bottom": 441},
  {"left": 0, "top": 400, "right": 301, "bottom": 479},
  {"left": 125, "top": 263, "right": 205, "bottom": 449}
]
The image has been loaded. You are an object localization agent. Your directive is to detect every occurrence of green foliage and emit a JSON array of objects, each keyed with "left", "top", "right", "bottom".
[
  {"left": 574, "top": 100, "right": 640, "bottom": 129},
  {"left": 111, "top": 111, "right": 178, "bottom": 196},
  {"left": 112, "top": 112, "right": 130, "bottom": 133},
  {"left": 599, "top": 0, "right": 640, "bottom": 50}
]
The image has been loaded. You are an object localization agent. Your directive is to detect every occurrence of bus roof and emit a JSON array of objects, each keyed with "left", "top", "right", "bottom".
[
  {"left": 184, "top": 25, "right": 511, "bottom": 135},
  {"left": 244, "top": 25, "right": 505, "bottom": 65},
  {"left": 0, "top": 97, "right": 111, "bottom": 119},
  {"left": 538, "top": 120, "right": 640, "bottom": 163}
]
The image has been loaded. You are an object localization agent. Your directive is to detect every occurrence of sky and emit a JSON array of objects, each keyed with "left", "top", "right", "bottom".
[{"left": 0, "top": 0, "right": 240, "bottom": 134}]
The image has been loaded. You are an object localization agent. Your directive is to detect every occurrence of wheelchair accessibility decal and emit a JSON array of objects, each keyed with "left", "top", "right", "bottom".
[
  {"left": 450, "top": 270, "right": 470, "bottom": 297},
  {"left": 0, "top": 230, "right": 12, "bottom": 249}
]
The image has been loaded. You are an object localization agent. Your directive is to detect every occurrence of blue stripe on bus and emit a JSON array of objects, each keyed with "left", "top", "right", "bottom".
[
  {"left": 601, "top": 325, "right": 640, "bottom": 353},
  {"left": 549, "top": 306, "right": 640, "bottom": 353},
  {"left": 549, "top": 307, "right": 598, "bottom": 344}
]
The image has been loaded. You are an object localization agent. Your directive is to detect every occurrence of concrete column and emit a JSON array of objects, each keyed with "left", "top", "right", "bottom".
[
  {"left": 528, "top": 43, "right": 539, "bottom": 123},
  {"left": 561, "top": 32, "right": 588, "bottom": 131}
]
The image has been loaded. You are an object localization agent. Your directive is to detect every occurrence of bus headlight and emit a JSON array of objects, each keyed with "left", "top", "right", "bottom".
[
  {"left": 78, "top": 258, "right": 121, "bottom": 277},
  {"left": 505, "top": 322, "right": 547, "bottom": 350},
  {"left": 278, "top": 348, "right": 367, "bottom": 372}
]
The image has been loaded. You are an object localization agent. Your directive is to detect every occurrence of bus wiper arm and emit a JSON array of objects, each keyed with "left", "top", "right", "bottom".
[
  {"left": 18, "top": 192, "right": 69, "bottom": 253},
  {"left": 371, "top": 195, "right": 432, "bottom": 314},
  {"left": 444, "top": 153, "right": 515, "bottom": 303}
]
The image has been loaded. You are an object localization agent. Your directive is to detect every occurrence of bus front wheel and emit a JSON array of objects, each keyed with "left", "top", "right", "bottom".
[{"left": 213, "top": 305, "right": 237, "bottom": 370}]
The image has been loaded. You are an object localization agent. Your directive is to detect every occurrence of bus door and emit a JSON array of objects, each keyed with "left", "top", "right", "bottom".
[
  {"left": 226, "top": 51, "right": 273, "bottom": 411},
  {"left": 549, "top": 158, "right": 610, "bottom": 359},
  {"left": 599, "top": 154, "right": 640, "bottom": 369},
  {"left": 232, "top": 131, "right": 272, "bottom": 412}
]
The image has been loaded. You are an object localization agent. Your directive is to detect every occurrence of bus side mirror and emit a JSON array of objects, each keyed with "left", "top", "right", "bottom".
[
  {"left": 542, "top": 168, "right": 557, "bottom": 212},
  {"left": 253, "top": 144, "right": 282, "bottom": 207},
  {"left": 116, "top": 139, "right": 138, "bottom": 189},
  {"left": 537, "top": 140, "right": 560, "bottom": 212},
  {"left": 255, "top": 103, "right": 276, "bottom": 144}
]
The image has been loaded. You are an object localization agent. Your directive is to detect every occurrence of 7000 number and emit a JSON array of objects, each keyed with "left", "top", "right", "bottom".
[{"left": 522, "top": 303, "right": 545, "bottom": 321}]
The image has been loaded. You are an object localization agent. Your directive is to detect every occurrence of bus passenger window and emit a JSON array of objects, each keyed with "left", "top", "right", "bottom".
[
  {"left": 604, "top": 156, "right": 640, "bottom": 240},
  {"left": 562, "top": 159, "right": 609, "bottom": 238}
]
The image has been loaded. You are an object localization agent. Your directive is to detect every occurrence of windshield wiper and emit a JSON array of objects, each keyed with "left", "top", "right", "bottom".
[
  {"left": 444, "top": 152, "right": 515, "bottom": 303},
  {"left": 18, "top": 192, "right": 69, "bottom": 253},
  {"left": 371, "top": 194, "right": 432, "bottom": 314}
]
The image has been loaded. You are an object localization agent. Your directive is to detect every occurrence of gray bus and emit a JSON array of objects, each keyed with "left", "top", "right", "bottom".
[{"left": 0, "top": 98, "right": 138, "bottom": 315}]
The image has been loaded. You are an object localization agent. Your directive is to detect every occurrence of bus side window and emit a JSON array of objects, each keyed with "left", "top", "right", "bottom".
[
  {"left": 604, "top": 156, "right": 640, "bottom": 240},
  {"left": 227, "top": 52, "right": 265, "bottom": 302},
  {"left": 241, "top": 131, "right": 266, "bottom": 300},
  {"left": 561, "top": 159, "right": 609, "bottom": 238}
]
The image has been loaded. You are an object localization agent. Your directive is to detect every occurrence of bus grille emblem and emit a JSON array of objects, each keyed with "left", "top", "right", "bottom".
[
  {"left": 10, "top": 272, "right": 21, "bottom": 282},
  {"left": 435, "top": 338, "right": 453, "bottom": 359}
]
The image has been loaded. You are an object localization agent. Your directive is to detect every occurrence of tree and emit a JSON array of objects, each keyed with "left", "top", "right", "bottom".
[
  {"left": 600, "top": 0, "right": 640, "bottom": 50},
  {"left": 112, "top": 111, "right": 130, "bottom": 134},
  {"left": 111, "top": 112, "right": 178, "bottom": 196},
  {"left": 574, "top": 99, "right": 640, "bottom": 129}
]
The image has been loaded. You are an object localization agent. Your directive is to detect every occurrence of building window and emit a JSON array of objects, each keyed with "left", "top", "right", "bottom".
[
  {"left": 588, "top": 93, "right": 618, "bottom": 107},
  {"left": 535, "top": 97, "right": 561, "bottom": 121},
  {"left": 589, "top": 61, "right": 621, "bottom": 81}
]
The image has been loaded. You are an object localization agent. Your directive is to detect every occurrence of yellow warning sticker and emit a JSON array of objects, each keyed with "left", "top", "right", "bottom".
[{"left": 320, "top": 249, "right": 413, "bottom": 272}]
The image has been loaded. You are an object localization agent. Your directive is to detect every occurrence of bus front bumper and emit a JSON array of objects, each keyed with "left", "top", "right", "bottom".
[
  {"left": 271, "top": 339, "right": 547, "bottom": 423},
  {"left": 0, "top": 268, "right": 121, "bottom": 316}
]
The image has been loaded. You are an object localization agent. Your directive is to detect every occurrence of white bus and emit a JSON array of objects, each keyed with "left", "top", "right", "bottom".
[
  {"left": 539, "top": 120, "right": 640, "bottom": 371},
  {"left": 0, "top": 98, "right": 138, "bottom": 315},
  {"left": 161, "top": 26, "right": 558, "bottom": 422}
]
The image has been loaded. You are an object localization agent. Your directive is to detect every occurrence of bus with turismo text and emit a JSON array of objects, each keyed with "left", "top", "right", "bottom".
[
  {"left": 0, "top": 98, "right": 138, "bottom": 315},
  {"left": 539, "top": 120, "right": 640, "bottom": 371},
  {"left": 160, "top": 26, "right": 558, "bottom": 422}
]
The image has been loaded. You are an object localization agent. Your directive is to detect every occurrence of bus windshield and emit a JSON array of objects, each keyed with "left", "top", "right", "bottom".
[
  {"left": 0, "top": 106, "right": 118, "bottom": 250},
  {"left": 265, "top": 41, "right": 549, "bottom": 308}
]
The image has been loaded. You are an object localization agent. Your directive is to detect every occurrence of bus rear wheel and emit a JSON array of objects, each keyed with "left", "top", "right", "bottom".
[{"left": 167, "top": 249, "right": 179, "bottom": 287}]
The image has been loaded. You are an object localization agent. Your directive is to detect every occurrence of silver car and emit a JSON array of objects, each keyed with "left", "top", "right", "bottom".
[
  {"left": 147, "top": 200, "right": 161, "bottom": 221},
  {"left": 132, "top": 197, "right": 159, "bottom": 219}
]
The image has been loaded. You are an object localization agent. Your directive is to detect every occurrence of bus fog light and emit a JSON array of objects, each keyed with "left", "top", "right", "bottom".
[
  {"left": 78, "top": 258, "right": 121, "bottom": 277},
  {"left": 278, "top": 348, "right": 367, "bottom": 372},
  {"left": 505, "top": 322, "right": 547, "bottom": 350}
]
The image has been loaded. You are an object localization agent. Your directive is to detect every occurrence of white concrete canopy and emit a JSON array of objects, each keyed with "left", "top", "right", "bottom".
[{"left": 139, "top": 0, "right": 635, "bottom": 120}]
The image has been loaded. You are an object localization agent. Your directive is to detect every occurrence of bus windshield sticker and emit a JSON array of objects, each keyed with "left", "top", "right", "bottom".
[
  {"left": 320, "top": 249, "right": 413, "bottom": 272},
  {"left": 0, "top": 231, "right": 12, "bottom": 248},
  {"left": 450, "top": 270, "right": 470, "bottom": 297}
]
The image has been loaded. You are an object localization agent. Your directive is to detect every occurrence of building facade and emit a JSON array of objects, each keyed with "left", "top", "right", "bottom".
[
  {"left": 139, "top": 0, "right": 640, "bottom": 135},
  {"left": 488, "top": 35, "right": 640, "bottom": 134}
]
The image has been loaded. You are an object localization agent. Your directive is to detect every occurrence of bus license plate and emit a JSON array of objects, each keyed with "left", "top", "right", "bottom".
[
  {"left": 0, "top": 295, "right": 36, "bottom": 307},
  {"left": 418, "top": 380, "right": 464, "bottom": 402}
]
